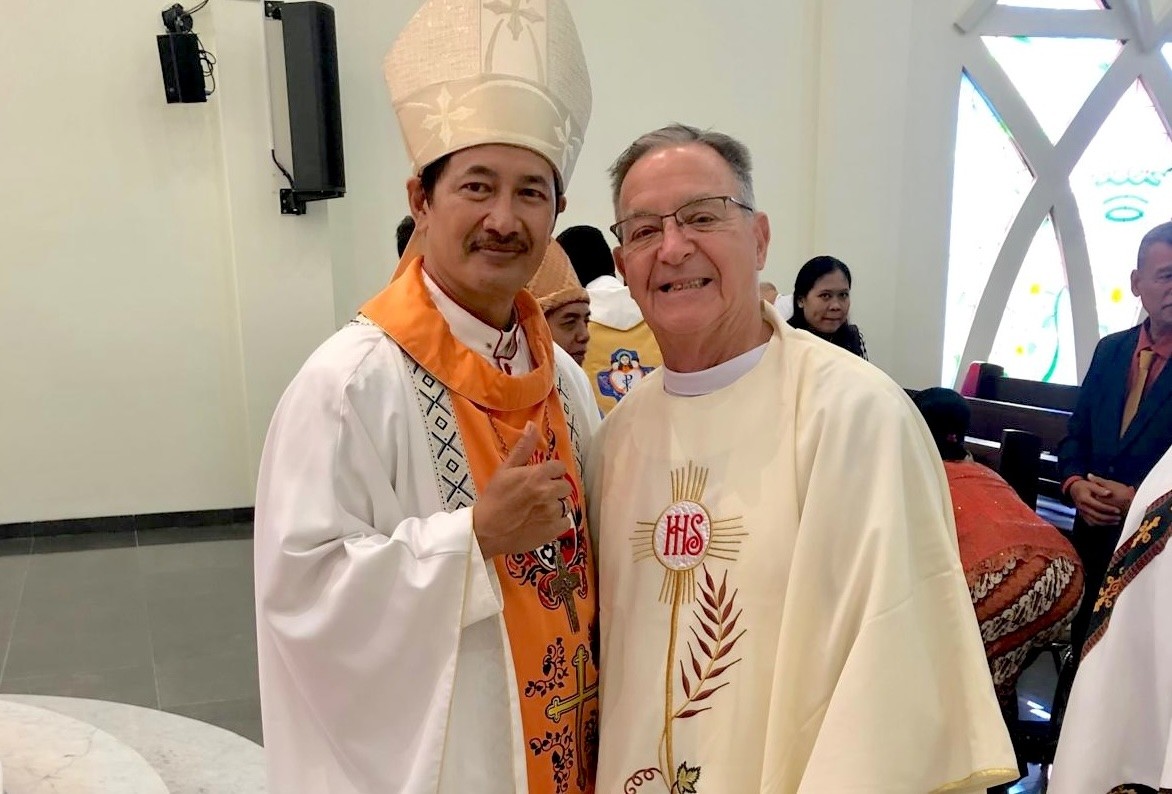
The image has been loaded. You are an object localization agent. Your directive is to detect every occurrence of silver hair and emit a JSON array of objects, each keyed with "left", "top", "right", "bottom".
[
  {"left": 607, "top": 123, "right": 756, "bottom": 215},
  {"left": 1138, "top": 221, "right": 1172, "bottom": 270}
]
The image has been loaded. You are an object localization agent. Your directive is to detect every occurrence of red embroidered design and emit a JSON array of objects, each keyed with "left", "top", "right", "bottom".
[{"left": 625, "top": 462, "right": 747, "bottom": 792}]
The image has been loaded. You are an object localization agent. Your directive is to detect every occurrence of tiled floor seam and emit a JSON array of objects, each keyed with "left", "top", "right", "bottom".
[
  {"left": 0, "top": 551, "right": 30, "bottom": 684},
  {"left": 138, "top": 530, "right": 167, "bottom": 711}
]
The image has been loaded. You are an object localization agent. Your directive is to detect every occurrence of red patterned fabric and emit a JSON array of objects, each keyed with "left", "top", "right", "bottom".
[{"left": 945, "top": 460, "right": 1085, "bottom": 703}]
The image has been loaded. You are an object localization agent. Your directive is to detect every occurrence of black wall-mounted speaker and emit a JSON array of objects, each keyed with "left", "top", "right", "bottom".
[
  {"left": 157, "top": 32, "right": 206, "bottom": 104},
  {"left": 265, "top": 1, "right": 345, "bottom": 213}
]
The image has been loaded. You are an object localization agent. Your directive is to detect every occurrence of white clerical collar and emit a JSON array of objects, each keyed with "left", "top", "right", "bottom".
[
  {"left": 662, "top": 343, "right": 769, "bottom": 397},
  {"left": 422, "top": 270, "right": 533, "bottom": 374}
]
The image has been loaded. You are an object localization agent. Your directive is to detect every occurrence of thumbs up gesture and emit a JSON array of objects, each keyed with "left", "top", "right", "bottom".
[{"left": 473, "top": 422, "right": 572, "bottom": 558}]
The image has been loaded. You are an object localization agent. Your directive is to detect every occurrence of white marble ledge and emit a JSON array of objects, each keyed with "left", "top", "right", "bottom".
[
  {"left": 0, "top": 697, "right": 168, "bottom": 793},
  {"left": 0, "top": 695, "right": 265, "bottom": 794}
]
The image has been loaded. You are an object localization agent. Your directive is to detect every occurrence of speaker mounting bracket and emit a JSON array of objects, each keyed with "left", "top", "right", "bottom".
[{"left": 279, "top": 189, "right": 306, "bottom": 215}]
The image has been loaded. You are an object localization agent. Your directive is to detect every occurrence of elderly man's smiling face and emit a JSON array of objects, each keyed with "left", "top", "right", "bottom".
[{"left": 613, "top": 144, "right": 769, "bottom": 343}]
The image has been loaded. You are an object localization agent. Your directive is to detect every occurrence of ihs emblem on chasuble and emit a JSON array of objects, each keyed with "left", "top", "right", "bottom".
[{"left": 626, "top": 463, "right": 748, "bottom": 793}]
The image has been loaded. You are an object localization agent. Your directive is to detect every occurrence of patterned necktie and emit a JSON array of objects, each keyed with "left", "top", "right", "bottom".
[{"left": 1120, "top": 349, "right": 1155, "bottom": 436}]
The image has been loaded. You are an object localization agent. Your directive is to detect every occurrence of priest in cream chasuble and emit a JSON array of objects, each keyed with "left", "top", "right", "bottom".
[{"left": 588, "top": 124, "right": 1017, "bottom": 793}]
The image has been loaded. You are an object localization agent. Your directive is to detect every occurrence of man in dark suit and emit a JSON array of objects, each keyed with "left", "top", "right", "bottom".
[{"left": 1058, "top": 220, "right": 1172, "bottom": 656}]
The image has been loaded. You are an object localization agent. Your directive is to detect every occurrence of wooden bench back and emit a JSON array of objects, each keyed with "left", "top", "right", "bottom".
[
  {"left": 965, "top": 397, "right": 1072, "bottom": 505},
  {"left": 972, "top": 362, "right": 1080, "bottom": 412}
]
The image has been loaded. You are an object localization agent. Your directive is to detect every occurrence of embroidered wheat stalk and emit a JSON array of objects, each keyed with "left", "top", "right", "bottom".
[{"left": 676, "top": 565, "right": 745, "bottom": 720}]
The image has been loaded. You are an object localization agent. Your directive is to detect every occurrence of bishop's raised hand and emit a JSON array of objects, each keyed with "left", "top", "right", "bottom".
[{"left": 473, "top": 421, "right": 571, "bottom": 558}]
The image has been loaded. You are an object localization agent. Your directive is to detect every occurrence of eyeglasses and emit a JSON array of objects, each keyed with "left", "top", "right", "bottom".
[{"left": 609, "top": 195, "right": 754, "bottom": 251}]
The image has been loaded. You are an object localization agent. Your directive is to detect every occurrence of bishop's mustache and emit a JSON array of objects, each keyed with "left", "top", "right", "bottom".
[{"left": 468, "top": 233, "right": 529, "bottom": 254}]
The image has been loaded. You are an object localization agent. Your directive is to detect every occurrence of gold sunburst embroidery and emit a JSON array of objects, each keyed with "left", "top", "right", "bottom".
[{"left": 631, "top": 462, "right": 745, "bottom": 604}]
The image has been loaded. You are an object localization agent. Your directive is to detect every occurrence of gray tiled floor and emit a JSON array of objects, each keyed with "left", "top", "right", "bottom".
[{"left": 0, "top": 525, "right": 261, "bottom": 745}]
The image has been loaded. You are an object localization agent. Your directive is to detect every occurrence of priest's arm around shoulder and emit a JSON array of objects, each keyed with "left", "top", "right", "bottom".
[
  {"left": 585, "top": 123, "right": 1018, "bottom": 793},
  {"left": 253, "top": 2, "right": 602, "bottom": 792}
]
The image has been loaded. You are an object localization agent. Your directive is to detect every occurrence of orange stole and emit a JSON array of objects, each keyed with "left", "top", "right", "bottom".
[{"left": 361, "top": 259, "right": 598, "bottom": 793}]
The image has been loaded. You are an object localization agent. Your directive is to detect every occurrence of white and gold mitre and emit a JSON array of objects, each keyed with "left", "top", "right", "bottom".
[{"left": 385, "top": 0, "right": 592, "bottom": 188}]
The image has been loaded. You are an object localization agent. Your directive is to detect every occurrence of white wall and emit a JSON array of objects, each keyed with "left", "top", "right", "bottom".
[
  {"left": 0, "top": 0, "right": 253, "bottom": 523},
  {"left": 0, "top": 0, "right": 335, "bottom": 523},
  {"left": 1, "top": 0, "right": 966, "bottom": 523},
  {"left": 811, "top": 0, "right": 970, "bottom": 386}
]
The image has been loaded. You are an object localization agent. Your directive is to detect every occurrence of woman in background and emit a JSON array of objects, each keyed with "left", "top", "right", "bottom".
[
  {"left": 913, "top": 387, "right": 1084, "bottom": 709},
  {"left": 788, "top": 255, "right": 868, "bottom": 359}
]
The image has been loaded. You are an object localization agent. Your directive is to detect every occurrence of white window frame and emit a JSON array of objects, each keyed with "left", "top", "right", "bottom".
[{"left": 948, "top": 0, "right": 1172, "bottom": 386}]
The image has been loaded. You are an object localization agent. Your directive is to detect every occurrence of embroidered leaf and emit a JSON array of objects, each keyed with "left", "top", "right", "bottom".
[
  {"left": 680, "top": 660, "right": 692, "bottom": 698},
  {"left": 701, "top": 587, "right": 718, "bottom": 612},
  {"left": 676, "top": 762, "right": 702, "bottom": 793},
  {"left": 718, "top": 570, "right": 727, "bottom": 603},
  {"left": 715, "top": 630, "right": 747, "bottom": 660},
  {"left": 721, "top": 598, "right": 733, "bottom": 622},
  {"left": 720, "top": 609, "right": 742, "bottom": 641},
  {"left": 701, "top": 602, "right": 720, "bottom": 625},
  {"left": 700, "top": 620, "right": 719, "bottom": 643},
  {"left": 704, "top": 566, "right": 715, "bottom": 593},
  {"left": 676, "top": 707, "right": 712, "bottom": 719},
  {"left": 709, "top": 658, "right": 742, "bottom": 678},
  {"left": 690, "top": 626, "right": 713, "bottom": 658},
  {"left": 689, "top": 646, "right": 703, "bottom": 680},
  {"left": 692, "top": 682, "right": 729, "bottom": 702}
]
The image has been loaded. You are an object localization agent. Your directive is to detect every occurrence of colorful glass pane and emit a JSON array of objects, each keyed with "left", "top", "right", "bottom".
[
  {"left": 982, "top": 36, "right": 1119, "bottom": 144},
  {"left": 942, "top": 73, "right": 1035, "bottom": 386},
  {"left": 1069, "top": 79, "right": 1172, "bottom": 337},
  {"left": 988, "top": 217, "right": 1078, "bottom": 383}
]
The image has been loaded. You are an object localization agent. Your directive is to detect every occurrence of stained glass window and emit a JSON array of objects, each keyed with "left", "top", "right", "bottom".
[
  {"left": 981, "top": 37, "right": 1119, "bottom": 144},
  {"left": 942, "top": 75, "right": 1034, "bottom": 383},
  {"left": 943, "top": 7, "right": 1172, "bottom": 386},
  {"left": 987, "top": 217, "right": 1078, "bottom": 383},
  {"left": 1069, "top": 81, "right": 1172, "bottom": 335}
]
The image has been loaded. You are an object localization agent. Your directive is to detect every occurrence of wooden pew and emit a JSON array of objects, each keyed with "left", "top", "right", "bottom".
[
  {"left": 971, "top": 362, "right": 1080, "bottom": 412},
  {"left": 906, "top": 389, "right": 1050, "bottom": 505},
  {"left": 963, "top": 396, "right": 1076, "bottom": 531},
  {"left": 965, "top": 397, "right": 1068, "bottom": 499},
  {"left": 909, "top": 384, "right": 1076, "bottom": 530}
]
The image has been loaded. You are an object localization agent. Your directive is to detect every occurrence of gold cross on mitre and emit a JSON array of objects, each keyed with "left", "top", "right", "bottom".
[{"left": 384, "top": 0, "right": 592, "bottom": 190}]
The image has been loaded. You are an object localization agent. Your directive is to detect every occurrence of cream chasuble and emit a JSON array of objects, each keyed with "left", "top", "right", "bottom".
[
  {"left": 255, "top": 259, "right": 600, "bottom": 794},
  {"left": 1051, "top": 446, "right": 1172, "bottom": 794},
  {"left": 587, "top": 308, "right": 1016, "bottom": 793}
]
